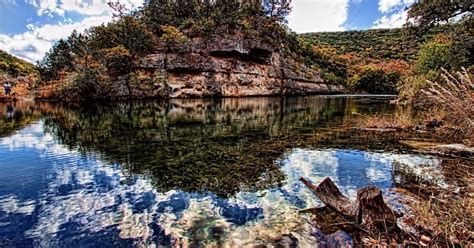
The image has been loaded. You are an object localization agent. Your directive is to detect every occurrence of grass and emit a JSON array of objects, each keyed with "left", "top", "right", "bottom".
[
  {"left": 420, "top": 68, "right": 474, "bottom": 145},
  {"left": 358, "top": 68, "right": 473, "bottom": 145},
  {"left": 409, "top": 195, "right": 474, "bottom": 246},
  {"left": 394, "top": 156, "right": 474, "bottom": 247},
  {"left": 361, "top": 112, "right": 415, "bottom": 130}
]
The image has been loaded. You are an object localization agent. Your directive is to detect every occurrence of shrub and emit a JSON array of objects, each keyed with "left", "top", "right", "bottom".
[
  {"left": 99, "top": 45, "right": 132, "bottom": 76},
  {"left": 349, "top": 66, "right": 399, "bottom": 94},
  {"left": 159, "top": 25, "right": 188, "bottom": 49},
  {"left": 397, "top": 75, "right": 428, "bottom": 102},
  {"left": 415, "top": 36, "right": 460, "bottom": 74},
  {"left": 305, "top": 45, "right": 349, "bottom": 84},
  {"left": 68, "top": 67, "right": 101, "bottom": 100}
]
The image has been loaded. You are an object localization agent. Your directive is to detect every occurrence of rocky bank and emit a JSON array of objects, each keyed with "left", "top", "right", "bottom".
[{"left": 37, "top": 34, "right": 345, "bottom": 99}]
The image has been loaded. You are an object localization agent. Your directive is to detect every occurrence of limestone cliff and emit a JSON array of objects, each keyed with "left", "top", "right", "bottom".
[{"left": 36, "top": 34, "right": 345, "bottom": 99}]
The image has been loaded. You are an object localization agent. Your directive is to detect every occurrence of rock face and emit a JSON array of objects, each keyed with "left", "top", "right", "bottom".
[
  {"left": 37, "top": 34, "right": 346, "bottom": 99},
  {"left": 130, "top": 34, "right": 345, "bottom": 98}
]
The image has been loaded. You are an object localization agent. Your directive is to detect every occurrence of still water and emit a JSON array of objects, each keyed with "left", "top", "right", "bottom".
[{"left": 0, "top": 96, "right": 441, "bottom": 247}]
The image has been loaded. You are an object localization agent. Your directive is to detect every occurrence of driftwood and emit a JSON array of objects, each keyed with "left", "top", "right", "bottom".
[{"left": 300, "top": 177, "right": 397, "bottom": 232}]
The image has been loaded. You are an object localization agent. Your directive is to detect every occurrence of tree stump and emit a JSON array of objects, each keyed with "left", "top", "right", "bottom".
[
  {"left": 355, "top": 186, "right": 397, "bottom": 231},
  {"left": 300, "top": 177, "right": 397, "bottom": 232}
]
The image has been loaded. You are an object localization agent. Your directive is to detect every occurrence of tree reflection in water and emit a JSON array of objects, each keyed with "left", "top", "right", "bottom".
[{"left": 37, "top": 96, "right": 396, "bottom": 197}]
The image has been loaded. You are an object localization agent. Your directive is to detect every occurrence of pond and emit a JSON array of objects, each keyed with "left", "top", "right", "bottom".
[{"left": 0, "top": 96, "right": 442, "bottom": 247}]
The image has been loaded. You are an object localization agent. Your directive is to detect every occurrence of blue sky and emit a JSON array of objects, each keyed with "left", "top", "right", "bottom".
[{"left": 0, "top": 0, "right": 415, "bottom": 63}]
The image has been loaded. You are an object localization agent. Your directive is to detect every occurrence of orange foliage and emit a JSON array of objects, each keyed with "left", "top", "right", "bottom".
[{"left": 368, "top": 60, "right": 412, "bottom": 76}]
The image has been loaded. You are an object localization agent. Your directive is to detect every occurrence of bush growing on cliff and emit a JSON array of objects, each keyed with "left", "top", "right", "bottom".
[
  {"left": 159, "top": 25, "right": 188, "bottom": 49},
  {"left": 100, "top": 45, "right": 133, "bottom": 76},
  {"left": 38, "top": 0, "right": 301, "bottom": 94},
  {"left": 141, "top": 0, "right": 292, "bottom": 36},
  {"left": 69, "top": 67, "right": 102, "bottom": 100},
  {"left": 39, "top": 14, "right": 156, "bottom": 83}
]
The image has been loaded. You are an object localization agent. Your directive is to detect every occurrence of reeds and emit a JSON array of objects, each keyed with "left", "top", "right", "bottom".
[{"left": 420, "top": 68, "right": 474, "bottom": 142}]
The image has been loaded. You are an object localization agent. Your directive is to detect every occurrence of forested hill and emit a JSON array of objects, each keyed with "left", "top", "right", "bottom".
[
  {"left": 0, "top": 50, "right": 38, "bottom": 77},
  {"left": 299, "top": 26, "right": 454, "bottom": 61}
]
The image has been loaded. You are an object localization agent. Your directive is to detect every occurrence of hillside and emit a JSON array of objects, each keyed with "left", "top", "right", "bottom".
[
  {"left": 0, "top": 50, "right": 37, "bottom": 77},
  {"left": 35, "top": 1, "right": 347, "bottom": 100},
  {"left": 0, "top": 50, "right": 38, "bottom": 98},
  {"left": 299, "top": 26, "right": 454, "bottom": 62}
]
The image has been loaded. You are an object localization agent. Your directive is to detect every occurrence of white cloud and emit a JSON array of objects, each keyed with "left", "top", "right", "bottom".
[
  {"left": 60, "top": 0, "right": 110, "bottom": 16},
  {"left": 374, "top": 0, "right": 416, "bottom": 29},
  {"left": 0, "top": 0, "right": 145, "bottom": 62},
  {"left": 373, "top": 8, "right": 408, "bottom": 28},
  {"left": 0, "top": 15, "right": 112, "bottom": 62},
  {"left": 0, "top": 33, "right": 52, "bottom": 62},
  {"left": 25, "top": 0, "right": 144, "bottom": 17},
  {"left": 288, "top": 0, "right": 350, "bottom": 33},
  {"left": 26, "top": 0, "right": 65, "bottom": 16},
  {"left": 378, "top": 0, "right": 415, "bottom": 13},
  {"left": 35, "top": 15, "right": 111, "bottom": 40}
]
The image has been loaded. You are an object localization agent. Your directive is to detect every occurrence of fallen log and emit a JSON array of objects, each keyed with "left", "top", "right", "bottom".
[{"left": 300, "top": 176, "right": 397, "bottom": 232}]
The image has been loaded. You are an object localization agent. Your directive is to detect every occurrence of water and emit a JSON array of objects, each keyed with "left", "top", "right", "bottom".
[{"left": 0, "top": 96, "right": 441, "bottom": 247}]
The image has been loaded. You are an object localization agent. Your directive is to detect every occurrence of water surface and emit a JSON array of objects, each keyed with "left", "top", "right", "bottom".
[{"left": 0, "top": 96, "right": 441, "bottom": 247}]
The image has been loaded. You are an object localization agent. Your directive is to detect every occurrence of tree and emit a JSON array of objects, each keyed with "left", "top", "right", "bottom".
[
  {"left": 100, "top": 45, "right": 133, "bottom": 98},
  {"left": 406, "top": 0, "right": 473, "bottom": 32},
  {"left": 349, "top": 66, "right": 399, "bottom": 94},
  {"left": 141, "top": 0, "right": 175, "bottom": 34},
  {"left": 405, "top": 1, "right": 473, "bottom": 73},
  {"left": 38, "top": 39, "right": 74, "bottom": 80},
  {"left": 159, "top": 25, "right": 188, "bottom": 50},
  {"left": 262, "top": 0, "right": 292, "bottom": 23},
  {"left": 87, "top": 16, "right": 156, "bottom": 58},
  {"left": 108, "top": 1, "right": 157, "bottom": 57},
  {"left": 100, "top": 45, "right": 132, "bottom": 76}
]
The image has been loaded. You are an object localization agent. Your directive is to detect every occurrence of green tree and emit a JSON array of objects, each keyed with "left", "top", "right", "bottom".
[
  {"left": 141, "top": 0, "right": 176, "bottom": 34},
  {"left": 415, "top": 37, "right": 459, "bottom": 74},
  {"left": 100, "top": 45, "right": 132, "bottom": 76},
  {"left": 406, "top": 0, "right": 473, "bottom": 32},
  {"left": 159, "top": 25, "right": 188, "bottom": 50},
  {"left": 262, "top": 0, "right": 292, "bottom": 23},
  {"left": 38, "top": 39, "right": 74, "bottom": 80},
  {"left": 349, "top": 66, "right": 399, "bottom": 94}
]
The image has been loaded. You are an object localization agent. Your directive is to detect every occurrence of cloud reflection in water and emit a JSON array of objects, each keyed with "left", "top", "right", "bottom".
[{"left": 0, "top": 121, "right": 442, "bottom": 247}]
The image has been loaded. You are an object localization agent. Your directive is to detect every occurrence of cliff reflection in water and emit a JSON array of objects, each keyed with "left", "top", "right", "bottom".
[
  {"left": 39, "top": 96, "right": 395, "bottom": 197},
  {"left": 1, "top": 96, "right": 447, "bottom": 247}
]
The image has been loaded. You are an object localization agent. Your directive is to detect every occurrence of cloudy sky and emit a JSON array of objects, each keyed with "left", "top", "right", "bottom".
[{"left": 0, "top": 0, "right": 415, "bottom": 63}]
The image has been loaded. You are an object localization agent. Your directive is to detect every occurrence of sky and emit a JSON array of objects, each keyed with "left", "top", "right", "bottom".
[{"left": 0, "top": 0, "right": 416, "bottom": 63}]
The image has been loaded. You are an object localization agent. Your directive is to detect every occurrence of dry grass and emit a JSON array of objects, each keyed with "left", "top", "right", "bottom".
[
  {"left": 360, "top": 112, "right": 415, "bottom": 130},
  {"left": 409, "top": 195, "right": 474, "bottom": 247},
  {"left": 420, "top": 68, "right": 474, "bottom": 144},
  {"left": 359, "top": 68, "right": 473, "bottom": 144},
  {"left": 397, "top": 157, "right": 474, "bottom": 247}
]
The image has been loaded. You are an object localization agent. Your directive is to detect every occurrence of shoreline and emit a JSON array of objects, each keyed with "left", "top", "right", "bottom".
[{"left": 31, "top": 93, "right": 398, "bottom": 102}]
